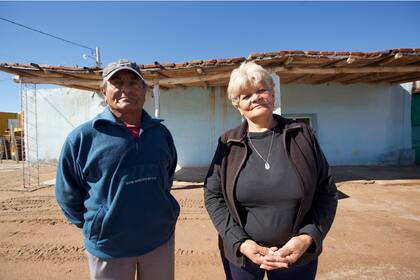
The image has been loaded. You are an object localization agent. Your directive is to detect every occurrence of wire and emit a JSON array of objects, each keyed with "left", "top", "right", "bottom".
[{"left": 0, "top": 17, "right": 95, "bottom": 53}]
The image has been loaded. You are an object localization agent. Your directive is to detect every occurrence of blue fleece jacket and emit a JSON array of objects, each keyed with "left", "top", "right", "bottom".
[{"left": 55, "top": 108, "right": 179, "bottom": 259}]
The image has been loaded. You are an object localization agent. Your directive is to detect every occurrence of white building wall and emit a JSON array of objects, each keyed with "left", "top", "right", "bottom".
[
  {"left": 28, "top": 82, "right": 412, "bottom": 166},
  {"left": 281, "top": 83, "right": 413, "bottom": 165},
  {"left": 144, "top": 86, "right": 241, "bottom": 167},
  {"left": 25, "top": 88, "right": 105, "bottom": 162}
]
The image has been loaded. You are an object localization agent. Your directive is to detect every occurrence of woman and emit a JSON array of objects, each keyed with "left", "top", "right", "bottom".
[{"left": 204, "top": 62, "right": 337, "bottom": 280}]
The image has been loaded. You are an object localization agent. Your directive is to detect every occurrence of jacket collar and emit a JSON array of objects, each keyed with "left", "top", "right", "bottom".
[
  {"left": 93, "top": 107, "right": 162, "bottom": 130},
  {"left": 226, "top": 114, "right": 303, "bottom": 143}
]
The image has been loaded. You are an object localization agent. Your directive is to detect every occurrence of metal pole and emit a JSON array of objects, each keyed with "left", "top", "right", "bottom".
[
  {"left": 34, "top": 84, "right": 39, "bottom": 187},
  {"left": 153, "top": 80, "right": 160, "bottom": 118},
  {"left": 21, "top": 82, "right": 27, "bottom": 188},
  {"left": 95, "top": 47, "right": 101, "bottom": 67},
  {"left": 271, "top": 73, "right": 281, "bottom": 116}
]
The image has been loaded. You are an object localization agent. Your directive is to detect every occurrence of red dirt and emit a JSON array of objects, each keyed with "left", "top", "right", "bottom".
[{"left": 0, "top": 161, "right": 419, "bottom": 279}]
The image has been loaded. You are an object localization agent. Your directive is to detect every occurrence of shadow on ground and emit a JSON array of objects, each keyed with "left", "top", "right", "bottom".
[
  {"left": 172, "top": 184, "right": 203, "bottom": 191},
  {"left": 174, "top": 165, "right": 420, "bottom": 183},
  {"left": 332, "top": 165, "right": 420, "bottom": 182}
]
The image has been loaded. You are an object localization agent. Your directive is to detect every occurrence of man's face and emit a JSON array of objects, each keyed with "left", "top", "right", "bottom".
[{"left": 101, "top": 70, "right": 146, "bottom": 114}]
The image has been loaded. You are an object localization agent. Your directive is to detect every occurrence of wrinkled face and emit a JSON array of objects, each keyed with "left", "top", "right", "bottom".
[
  {"left": 101, "top": 70, "right": 146, "bottom": 114},
  {"left": 235, "top": 80, "right": 275, "bottom": 122}
]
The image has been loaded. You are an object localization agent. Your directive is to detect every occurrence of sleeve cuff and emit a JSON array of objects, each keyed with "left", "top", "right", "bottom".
[
  {"left": 298, "top": 224, "right": 323, "bottom": 255},
  {"left": 227, "top": 227, "right": 250, "bottom": 257}
]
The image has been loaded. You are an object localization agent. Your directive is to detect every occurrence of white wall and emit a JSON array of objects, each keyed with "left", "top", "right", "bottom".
[
  {"left": 27, "top": 82, "right": 413, "bottom": 166},
  {"left": 25, "top": 88, "right": 105, "bottom": 162},
  {"left": 281, "top": 82, "right": 413, "bottom": 165},
  {"left": 144, "top": 86, "right": 241, "bottom": 167},
  {"left": 27, "top": 86, "right": 241, "bottom": 166}
]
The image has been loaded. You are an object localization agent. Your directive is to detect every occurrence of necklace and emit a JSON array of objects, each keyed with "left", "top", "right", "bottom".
[{"left": 247, "top": 130, "right": 274, "bottom": 170}]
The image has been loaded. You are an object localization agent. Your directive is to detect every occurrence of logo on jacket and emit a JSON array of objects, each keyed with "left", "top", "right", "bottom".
[{"left": 125, "top": 177, "right": 157, "bottom": 185}]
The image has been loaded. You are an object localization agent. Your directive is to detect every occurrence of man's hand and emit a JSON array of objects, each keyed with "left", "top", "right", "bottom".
[
  {"left": 260, "top": 234, "right": 313, "bottom": 271},
  {"left": 239, "top": 239, "right": 270, "bottom": 266}
]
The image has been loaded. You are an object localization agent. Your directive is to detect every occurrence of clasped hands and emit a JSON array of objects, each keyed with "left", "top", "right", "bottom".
[{"left": 239, "top": 235, "right": 313, "bottom": 271}]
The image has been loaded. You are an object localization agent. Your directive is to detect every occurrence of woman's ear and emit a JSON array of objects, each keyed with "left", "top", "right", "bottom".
[{"left": 233, "top": 103, "right": 241, "bottom": 114}]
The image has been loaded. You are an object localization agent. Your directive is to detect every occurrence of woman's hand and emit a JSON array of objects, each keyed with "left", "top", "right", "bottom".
[
  {"left": 239, "top": 239, "right": 271, "bottom": 265},
  {"left": 260, "top": 234, "right": 313, "bottom": 270}
]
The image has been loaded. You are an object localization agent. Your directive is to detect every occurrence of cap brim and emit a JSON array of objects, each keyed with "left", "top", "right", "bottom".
[{"left": 104, "top": 66, "right": 145, "bottom": 82}]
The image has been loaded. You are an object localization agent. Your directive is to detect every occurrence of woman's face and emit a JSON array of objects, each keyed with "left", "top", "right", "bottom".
[{"left": 235, "top": 80, "right": 274, "bottom": 123}]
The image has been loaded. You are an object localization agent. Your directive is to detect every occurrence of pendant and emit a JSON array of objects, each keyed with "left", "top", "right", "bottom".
[{"left": 265, "top": 162, "right": 270, "bottom": 170}]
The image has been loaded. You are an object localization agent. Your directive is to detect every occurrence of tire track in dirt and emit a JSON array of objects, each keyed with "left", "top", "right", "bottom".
[
  {"left": 0, "top": 195, "right": 63, "bottom": 228},
  {"left": 175, "top": 248, "right": 220, "bottom": 266},
  {"left": 177, "top": 198, "right": 210, "bottom": 222},
  {"left": 178, "top": 216, "right": 209, "bottom": 221},
  {"left": 0, "top": 217, "right": 67, "bottom": 225},
  {"left": 0, "top": 242, "right": 85, "bottom": 263},
  {"left": 0, "top": 196, "right": 57, "bottom": 212},
  {"left": 177, "top": 198, "right": 205, "bottom": 209}
]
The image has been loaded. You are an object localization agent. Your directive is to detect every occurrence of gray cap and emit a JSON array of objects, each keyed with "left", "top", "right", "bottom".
[{"left": 102, "top": 59, "right": 145, "bottom": 82}]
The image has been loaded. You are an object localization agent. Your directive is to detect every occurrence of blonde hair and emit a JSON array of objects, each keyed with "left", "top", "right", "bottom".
[{"left": 227, "top": 62, "right": 274, "bottom": 106}]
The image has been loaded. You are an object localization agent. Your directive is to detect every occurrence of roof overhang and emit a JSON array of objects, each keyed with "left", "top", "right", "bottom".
[{"left": 1, "top": 48, "right": 419, "bottom": 92}]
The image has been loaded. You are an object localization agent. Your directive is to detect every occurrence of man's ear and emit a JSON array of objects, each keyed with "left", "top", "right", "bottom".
[
  {"left": 100, "top": 86, "right": 106, "bottom": 96},
  {"left": 100, "top": 88, "right": 107, "bottom": 102}
]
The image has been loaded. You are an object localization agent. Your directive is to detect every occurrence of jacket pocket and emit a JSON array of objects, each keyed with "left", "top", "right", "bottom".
[
  {"left": 95, "top": 163, "right": 178, "bottom": 251},
  {"left": 89, "top": 206, "right": 106, "bottom": 242}
]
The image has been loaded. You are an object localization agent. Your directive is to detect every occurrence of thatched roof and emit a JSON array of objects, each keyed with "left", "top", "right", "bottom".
[{"left": 1, "top": 48, "right": 419, "bottom": 92}]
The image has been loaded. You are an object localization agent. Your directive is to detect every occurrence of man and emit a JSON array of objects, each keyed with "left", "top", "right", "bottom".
[{"left": 56, "top": 59, "right": 179, "bottom": 280}]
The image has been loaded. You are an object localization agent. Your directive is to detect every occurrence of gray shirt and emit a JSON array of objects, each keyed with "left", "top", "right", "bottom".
[{"left": 236, "top": 125, "right": 302, "bottom": 246}]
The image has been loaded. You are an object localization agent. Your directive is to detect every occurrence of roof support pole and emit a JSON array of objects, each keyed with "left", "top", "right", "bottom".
[
  {"left": 271, "top": 73, "right": 282, "bottom": 115},
  {"left": 153, "top": 80, "right": 160, "bottom": 118}
]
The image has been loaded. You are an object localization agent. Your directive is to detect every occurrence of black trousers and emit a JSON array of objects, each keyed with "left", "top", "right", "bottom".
[{"left": 222, "top": 255, "right": 318, "bottom": 280}]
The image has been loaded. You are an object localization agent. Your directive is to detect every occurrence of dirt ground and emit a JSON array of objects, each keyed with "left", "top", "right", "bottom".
[{"left": 0, "top": 161, "right": 419, "bottom": 280}]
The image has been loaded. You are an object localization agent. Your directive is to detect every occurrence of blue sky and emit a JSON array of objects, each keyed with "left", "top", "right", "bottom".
[{"left": 1, "top": 1, "right": 419, "bottom": 112}]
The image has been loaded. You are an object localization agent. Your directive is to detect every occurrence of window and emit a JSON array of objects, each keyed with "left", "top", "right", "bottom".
[{"left": 282, "top": 113, "right": 317, "bottom": 134}]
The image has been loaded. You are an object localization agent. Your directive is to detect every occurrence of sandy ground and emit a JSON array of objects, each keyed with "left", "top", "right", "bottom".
[{"left": 0, "top": 161, "right": 420, "bottom": 280}]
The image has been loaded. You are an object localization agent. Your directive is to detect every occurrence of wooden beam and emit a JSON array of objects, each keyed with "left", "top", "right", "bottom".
[
  {"left": 328, "top": 73, "right": 367, "bottom": 83},
  {"left": 310, "top": 74, "right": 347, "bottom": 85},
  {"left": 65, "top": 84, "right": 100, "bottom": 92},
  {"left": 149, "top": 65, "right": 420, "bottom": 87},
  {"left": 282, "top": 74, "right": 310, "bottom": 84},
  {"left": 157, "top": 72, "right": 231, "bottom": 86},
  {"left": 3, "top": 68, "right": 39, "bottom": 78},
  {"left": 345, "top": 73, "right": 403, "bottom": 84},
  {"left": 8, "top": 63, "right": 420, "bottom": 89},
  {"left": 318, "top": 58, "right": 347, "bottom": 68},
  {"left": 14, "top": 76, "right": 101, "bottom": 88},
  {"left": 280, "top": 74, "right": 305, "bottom": 84},
  {"left": 150, "top": 71, "right": 187, "bottom": 88},
  {"left": 284, "top": 57, "right": 294, "bottom": 65},
  {"left": 389, "top": 73, "right": 420, "bottom": 84},
  {"left": 269, "top": 65, "right": 420, "bottom": 74}
]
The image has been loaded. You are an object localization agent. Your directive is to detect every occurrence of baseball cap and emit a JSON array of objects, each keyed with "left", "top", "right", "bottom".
[{"left": 102, "top": 59, "right": 145, "bottom": 82}]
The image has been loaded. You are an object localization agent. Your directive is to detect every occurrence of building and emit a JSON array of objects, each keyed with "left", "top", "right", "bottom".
[
  {"left": 0, "top": 111, "right": 23, "bottom": 160},
  {"left": 0, "top": 111, "right": 20, "bottom": 136},
  {"left": 1, "top": 48, "right": 419, "bottom": 166}
]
